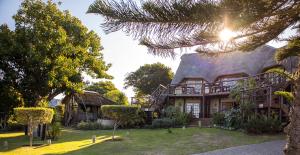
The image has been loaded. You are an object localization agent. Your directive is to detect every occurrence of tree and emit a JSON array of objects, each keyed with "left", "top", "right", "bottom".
[
  {"left": 85, "top": 81, "right": 117, "bottom": 94},
  {"left": 85, "top": 81, "right": 128, "bottom": 105},
  {"left": 14, "top": 107, "right": 54, "bottom": 147},
  {"left": 124, "top": 63, "right": 173, "bottom": 96},
  {"left": 104, "top": 90, "right": 129, "bottom": 105},
  {"left": 88, "top": 0, "right": 300, "bottom": 154},
  {"left": 0, "top": 0, "right": 112, "bottom": 110}
]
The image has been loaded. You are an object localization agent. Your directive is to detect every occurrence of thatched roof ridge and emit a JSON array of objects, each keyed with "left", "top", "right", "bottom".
[{"left": 171, "top": 45, "right": 297, "bottom": 84}]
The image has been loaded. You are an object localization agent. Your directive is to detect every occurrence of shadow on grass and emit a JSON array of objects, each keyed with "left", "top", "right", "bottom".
[
  {"left": 0, "top": 133, "right": 27, "bottom": 152},
  {"left": 0, "top": 128, "right": 121, "bottom": 154}
]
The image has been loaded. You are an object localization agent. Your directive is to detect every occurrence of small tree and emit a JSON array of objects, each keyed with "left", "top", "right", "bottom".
[
  {"left": 101, "top": 105, "right": 144, "bottom": 140},
  {"left": 14, "top": 107, "right": 54, "bottom": 146}
]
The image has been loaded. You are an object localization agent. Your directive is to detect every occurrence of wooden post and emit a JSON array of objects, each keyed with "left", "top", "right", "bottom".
[
  {"left": 218, "top": 98, "right": 221, "bottom": 112},
  {"left": 183, "top": 98, "right": 186, "bottom": 112},
  {"left": 202, "top": 95, "right": 205, "bottom": 118},
  {"left": 280, "top": 96, "right": 283, "bottom": 123},
  {"left": 268, "top": 86, "right": 272, "bottom": 118}
]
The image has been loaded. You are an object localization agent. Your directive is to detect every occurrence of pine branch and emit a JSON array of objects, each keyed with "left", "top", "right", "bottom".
[{"left": 87, "top": 0, "right": 221, "bottom": 39}]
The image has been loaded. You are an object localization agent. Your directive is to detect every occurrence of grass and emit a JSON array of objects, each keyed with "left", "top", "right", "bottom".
[{"left": 0, "top": 127, "right": 285, "bottom": 155}]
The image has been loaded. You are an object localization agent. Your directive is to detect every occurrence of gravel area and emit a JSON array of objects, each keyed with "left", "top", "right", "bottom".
[{"left": 193, "top": 140, "right": 286, "bottom": 155}]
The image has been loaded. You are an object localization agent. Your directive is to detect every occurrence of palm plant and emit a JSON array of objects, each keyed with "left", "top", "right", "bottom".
[{"left": 87, "top": 0, "right": 300, "bottom": 154}]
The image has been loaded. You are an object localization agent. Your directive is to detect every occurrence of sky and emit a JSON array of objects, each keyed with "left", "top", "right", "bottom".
[{"left": 0, "top": 0, "right": 294, "bottom": 99}]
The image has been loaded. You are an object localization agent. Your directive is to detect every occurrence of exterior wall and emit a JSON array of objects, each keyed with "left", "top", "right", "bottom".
[
  {"left": 220, "top": 98, "right": 234, "bottom": 111},
  {"left": 210, "top": 98, "right": 219, "bottom": 114},
  {"left": 174, "top": 98, "right": 184, "bottom": 112}
]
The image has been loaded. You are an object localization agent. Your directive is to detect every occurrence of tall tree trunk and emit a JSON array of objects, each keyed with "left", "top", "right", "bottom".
[{"left": 284, "top": 78, "right": 300, "bottom": 155}]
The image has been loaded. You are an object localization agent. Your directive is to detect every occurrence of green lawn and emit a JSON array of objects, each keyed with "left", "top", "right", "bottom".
[{"left": 0, "top": 127, "right": 284, "bottom": 155}]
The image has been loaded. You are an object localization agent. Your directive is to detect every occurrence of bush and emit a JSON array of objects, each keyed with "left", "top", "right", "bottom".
[
  {"left": 101, "top": 105, "right": 145, "bottom": 127},
  {"left": 47, "top": 122, "right": 61, "bottom": 140},
  {"left": 7, "top": 116, "right": 23, "bottom": 131},
  {"left": 224, "top": 108, "right": 242, "bottom": 129},
  {"left": 76, "top": 121, "right": 101, "bottom": 130},
  {"left": 14, "top": 107, "right": 54, "bottom": 125},
  {"left": 244, "top": 115, "right": 282, "bottom": 134},
  {"left": 212, "top": 113, "right": 225, "bottom": 126},
  {"left": 164, "top": 106, "right": 192, "bottom": 126},
  {"left": 54, "top": 104, "right": 65, "bottom": 124},
  {"left": 152, "top": 118, "right": 175, "bottom": 128}
]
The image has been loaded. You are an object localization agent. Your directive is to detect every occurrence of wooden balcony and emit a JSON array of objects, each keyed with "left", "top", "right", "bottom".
[{"left": 166, "top": 72, "right": 288, "bottom": 97}]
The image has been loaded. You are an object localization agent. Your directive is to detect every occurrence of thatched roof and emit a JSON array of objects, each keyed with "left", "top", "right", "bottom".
[
  {"left": 62, "top": 91, "right": 116, "bottom": 106},
  {"left": 172, "top": 45, "right": 298, "bottom": 84}
]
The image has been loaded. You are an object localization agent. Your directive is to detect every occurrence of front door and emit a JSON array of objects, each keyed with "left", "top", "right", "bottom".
[{"left": 186, "top": 103, "right": 200, "bottom": 118}]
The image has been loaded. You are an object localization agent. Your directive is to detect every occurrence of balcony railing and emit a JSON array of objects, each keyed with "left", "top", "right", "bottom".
[{"left": 166, "top": 72, "right": 287, "bottom": 96}]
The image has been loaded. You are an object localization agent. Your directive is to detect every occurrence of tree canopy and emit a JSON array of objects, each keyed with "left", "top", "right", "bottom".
[
  {"left": 124, "top": 63, "right": 173, "bottom": 96},
  {"left": 85, "top": 81, "right": 128, "bottom": 105},
  {"left": 85, "top": 81, "right": 117, "bottom": 95},
  {"left": 0, "top": 0, "right": 111, "bottom": 111}
]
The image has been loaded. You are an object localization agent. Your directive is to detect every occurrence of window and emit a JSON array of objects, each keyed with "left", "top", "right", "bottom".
[
  {"left": 185, "top": 79, "right": 206, "bottom": 94},
  {"left": 186, "top": 103, "right": 200, "bottom": 118}
]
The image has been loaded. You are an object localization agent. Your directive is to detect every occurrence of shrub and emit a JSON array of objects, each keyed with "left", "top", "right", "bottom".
[
  {"left": 76, "top": 121, "right": 101, "bottom": 130},
  {"left": 164, "top": 106, "right": 192, "bottom": 126},
  {"left": 47, "top": 107, "right": 63, "bottom": 140},
  {"left": 101, "top": 105, "right": 145, "bottom": 140},
  {"left": 244, "top": 115, "right": 282, "bottom": 134},
  {"left": 14, "top": 107, "right": 54, "bottom": 146},
  {"left": 212, "top": 113, "right": 225, "bottom": 126},
  {"left": 6, "top": 115, "right": 23, "bottom": 131},
  {"left": 152, "top": 118, "right": 175, "bottom": 128},
  {"left": 224, "top": 108, "right": 242, "bottom": 129},
  {"left": 101, "top": 105, "right": 145, "bottom": 127},
  {"left": 47, "top": 122, "right": 61, "bottom": 140},
  {"left": 54, "top": 104, "right": 65, "bottom": 124}
]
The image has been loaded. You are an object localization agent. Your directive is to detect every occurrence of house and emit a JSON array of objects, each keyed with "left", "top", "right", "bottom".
[
  {"left": 148, "top": 45, "right": 297, "bottom": 123},
  {"left": 62, "top": 91, "right": 116, "bottom": 125}
]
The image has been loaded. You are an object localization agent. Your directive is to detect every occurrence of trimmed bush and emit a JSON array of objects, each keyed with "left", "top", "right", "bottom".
[
  {"left": 212, "top": 113, "right": 225, "bottom": 126},
  {"left": 152, "top": 118, "right": 175, "bottom": 128},
  {"left": 14, "top": 107, "right": 54, "bottom": 146},
  {"left": 76, "top": 121, "right": 102, "bottom": 130},
  {"left": 101, "top": 105, "right": 145, "bottom": 127},
  {"left": 101, "top": 105, "right": 145, "bottom": 140}
]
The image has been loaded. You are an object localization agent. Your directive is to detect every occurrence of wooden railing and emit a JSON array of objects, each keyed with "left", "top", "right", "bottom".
[
  {"left": 130, "top": 72, "right": 289, "bottom": 108},
  {"left": 166, "top": 72, "right": 288, "bottom": 96}
]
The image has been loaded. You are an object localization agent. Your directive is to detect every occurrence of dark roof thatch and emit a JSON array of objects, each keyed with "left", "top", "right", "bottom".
[
  {"left": 62, "top": 91, "right": 116, "bottom": 106},
  {"left": 171, "top": 45, "right": 298, "bottom": 84}
]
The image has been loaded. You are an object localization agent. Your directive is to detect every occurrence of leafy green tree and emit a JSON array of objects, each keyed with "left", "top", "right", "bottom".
[
  {"left": 85, "top": 81, "right": 117, "bottom": 94},
  {"left": 85, "top": 81, "right": 128, "bottom": 105},
  {"left": 124, "top": 63, "right": 173, "bottom": 96},
  {"left": 0, "top": 0, "right": 111, "bottom": 111},
  {"left": 104, "top": 90, "right": 129, "bottom": 105},
  {"left": 88, "top": 0, "right": 300, "bottom": 153}
]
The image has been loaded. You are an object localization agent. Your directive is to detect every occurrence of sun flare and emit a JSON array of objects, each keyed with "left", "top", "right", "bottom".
[{"left": 219, "top": 28, "right": 236, "bottom": 42}]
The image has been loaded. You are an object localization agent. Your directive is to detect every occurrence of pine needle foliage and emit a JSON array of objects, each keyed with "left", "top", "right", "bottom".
[{"left": 87, "top": 0, "right": 300, "bottom": 57}]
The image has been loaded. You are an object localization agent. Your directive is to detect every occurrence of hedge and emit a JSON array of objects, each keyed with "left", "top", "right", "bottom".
[
  {"left": 101, "top": 105, "right": 144, "bottom": 127},
  {"left": 14, "top": 107, "right": 54, "bottom": 125}
]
